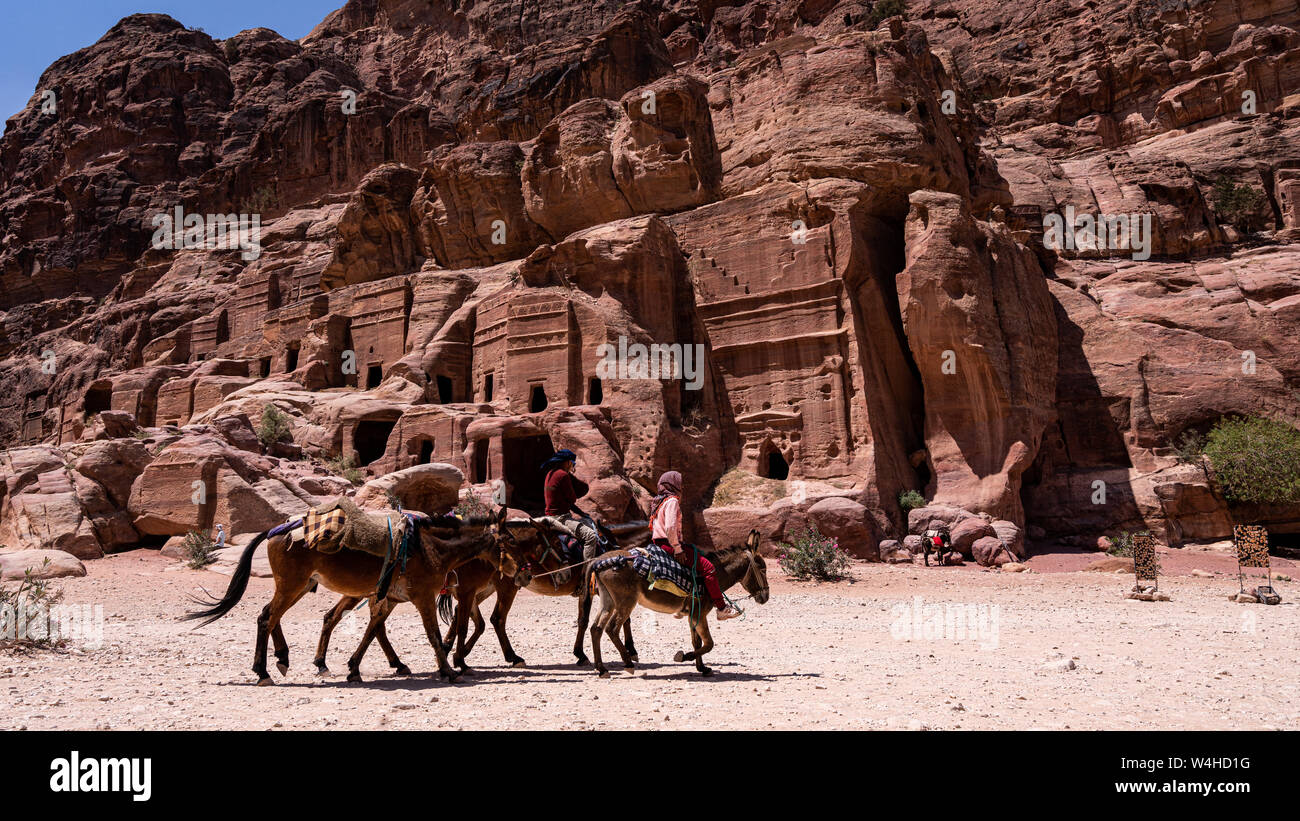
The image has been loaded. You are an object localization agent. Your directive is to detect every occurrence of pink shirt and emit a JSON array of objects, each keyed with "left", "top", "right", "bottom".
[{"left": 651, "top": 495, "right": 682, "bottom": 550}]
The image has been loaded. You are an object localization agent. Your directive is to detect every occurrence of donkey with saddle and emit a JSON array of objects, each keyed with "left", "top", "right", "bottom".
[{"left": 184, "top": 496, "right": 529, "bottom": 685}]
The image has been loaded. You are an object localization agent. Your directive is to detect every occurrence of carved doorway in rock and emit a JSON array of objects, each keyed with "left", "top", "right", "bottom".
[
  {"left": 215, "top": 310, "right": 230, "bottom": 345},
  {"left": 83, "top": 383, "right": 112, "bottom": 418},
  {"left": 471, "top": 439, "right": 490, "bottom": 483},
  {"left": 501, "top": 433, "right": 555, "bottom": 514},
  {"left": 758, "top": 440, "right": 790, "bottom": 480},
  {"left": 355, "top": 415, "right": 397, "bottom": 466},
  {"left": 529, "top": 384, "right": 548, "bottom": 413},
  {"left": 411, "top": 437, "right": 434, "bottom": 465}
]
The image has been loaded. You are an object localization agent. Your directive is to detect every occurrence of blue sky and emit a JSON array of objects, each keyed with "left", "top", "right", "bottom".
[{"left": 1, "top": 1, "right": 344, "bottom": 123}]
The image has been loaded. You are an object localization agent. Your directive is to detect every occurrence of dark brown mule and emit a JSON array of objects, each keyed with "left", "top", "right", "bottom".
[
  {"left": 184, "top": 508, "right": 525, "bottom": 684},
  {"left": 312, "top": 519, "right": 638, "bottom": 671},
  {"left": 312, "top": 520, "right": 635, "bottom": 672},
  {"left": 440, "top": 520, "right": 638, "bottom": 669},
  {"left": 309, "top": 522, "right": 534, "bottom": 678},
  {"left": 589, "top": 529, "right": 767, "bottom": 677}
]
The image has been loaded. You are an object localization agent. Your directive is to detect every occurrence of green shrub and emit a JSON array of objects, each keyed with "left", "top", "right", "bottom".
[
  {"left": 0, "top": 562, "right": 66, "bottom": 650},
  {"left": 867, "top": 0, "right": 907, "bottom": 27},
  {"left": 240, "top": 185, "right": 279, "bottom": 215},
  {"left": 256, "top": 404, "right": 292, "bottom": 447},
  {"left": 898, "top": 489, "right": 926, "bottom": 514},
  {"left": 778, "top": 524, "right": 850, "bottom": 581},
  {"left": 1204, "top": 416, "right": 1300, "bottom": 505},
  {"left": 1172, "top": 429, "right": 1206, "bottom": 464},
  {"left": 454, "top": 493, "right": 493, "bottom": 519},
  {"left": 1108, "top": 530, "right": 1161, "bottom": 573},
  {"left": 1211, "top": 176, "right": 1263, "bottom": 232},
  {"left": 1108, "top": 531, "right": 1138, "bottom": 557},
  {"left": 183, "top": 530, "right": 217, "bottom": 570},
  {"left": 326, "top": 452, "right": 364, "bottom": 486}
]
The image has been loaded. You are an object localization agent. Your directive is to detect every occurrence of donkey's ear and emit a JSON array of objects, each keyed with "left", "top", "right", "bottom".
[{"left": 496, "top": 505, "right": 508, "bottom": 524}]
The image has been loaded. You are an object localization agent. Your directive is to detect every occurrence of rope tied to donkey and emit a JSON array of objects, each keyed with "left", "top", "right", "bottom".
[
  {"left": 373, "top": 514, "right": 415, "bottom": 602},
  {"left": 530, "top": 558, "right": 590, "bottom": 579}
]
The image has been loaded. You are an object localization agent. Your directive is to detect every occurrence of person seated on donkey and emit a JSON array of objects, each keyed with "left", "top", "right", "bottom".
[
  {"left": 649, "top": 470, "right": 742, "bottom": 621},
  {"left": 536, "top": 449, "right": 603, "bottom": 586}
]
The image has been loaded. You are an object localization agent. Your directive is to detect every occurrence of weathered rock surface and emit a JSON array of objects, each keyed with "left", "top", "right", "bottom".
[
  {"left": 4, "top": 1, "right": 1300, "bottom": 565},
  {"left": 0, "top": 549, "right": 86, "bottom": 580},
  {"left": 353, "top": 463, "right": 463, "bottom": 515}
]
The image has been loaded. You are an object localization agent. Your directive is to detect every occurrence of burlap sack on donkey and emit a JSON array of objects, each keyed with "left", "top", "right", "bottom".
[{"left": 295, "top": 498, "right": 395, "bottom": 558}]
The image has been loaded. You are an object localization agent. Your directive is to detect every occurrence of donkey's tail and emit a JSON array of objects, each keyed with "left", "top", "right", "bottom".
[{"left": 182, "top": 530, "right": 269, "bottom": 628}]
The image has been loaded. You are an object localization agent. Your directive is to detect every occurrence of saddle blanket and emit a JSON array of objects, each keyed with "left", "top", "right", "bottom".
[
  {"left": 591, "top": 544, "right": 696, "bottom": 598},
  {"left": 555, "top": 533, "right": 584, "bottom": 566},
  {"left": 289, "top": 506, "right": 349, "bottom": 553}
]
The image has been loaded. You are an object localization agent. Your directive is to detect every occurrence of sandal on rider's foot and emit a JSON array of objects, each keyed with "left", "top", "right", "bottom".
[{"left": 716, "top": 605, "right": 742, "bottom": 620}]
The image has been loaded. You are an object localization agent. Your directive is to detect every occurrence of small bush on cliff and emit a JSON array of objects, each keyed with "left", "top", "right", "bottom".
[
  {"left": 454, "top": 493, "right": 492, "bottom": 519},
  {"left": 1172, "top": 429, "right": 1206, "bottom": 464},
  {"left": 898, "top": 489, "right": 926, "bottom": 514},
  {"left": 240, "top": 185, "right": 279, "bottom": 215},
  {"left": 1204, "top": 416, "right": 1300, "bottom": 505},
  {"left": 183, "top": 530, "right": 217, "bottom": 570},
  {"left": 867, "top": 0, "right": 908, "bottom": 27},
  {"left": 0, "top": 562, "right": 66, "bottom": 650},
  {"left": 256, "top": 404, "right": 292, "bottom": 447},
  {"left": 326, "top": 453, "right": 364, "bottom": 486},
  {"left": 1211, "top": 176, "right": 1263, "bottom": 233},
  {"left": 778, "top": 524, "right": 850, "bottom": 581}
]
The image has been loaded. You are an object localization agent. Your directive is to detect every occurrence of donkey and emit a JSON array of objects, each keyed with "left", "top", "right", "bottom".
[
  {"left": 312, "top": 520, "right": 637, "bottom": 672},
  {"left": 589, "top": 529, "right": 767, "bottom": 677},
  {"left": 441, "top": 520, "right": 638, "bottom": 669},
  {"left": 184, "top": 508, "right": 527, "bottom": 684},
  {"left": 308, "top": 516, "right": 538, "bottom": 678}
]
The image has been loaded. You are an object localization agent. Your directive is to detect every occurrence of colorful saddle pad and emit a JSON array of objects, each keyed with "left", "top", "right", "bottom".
[
  {"left": 289, "top": 506, "right": 349, "bottom": 553},
  {"left": 591, "top": 544, "right": 696, "bottom": 598},
  {"left": 555, "top": 533, "right": 585, "bottom": 566}
]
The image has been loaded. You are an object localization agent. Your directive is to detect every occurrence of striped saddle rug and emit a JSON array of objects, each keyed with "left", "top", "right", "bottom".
[{"left": 591, "top": 544, "right": 696, "bottom": 598}]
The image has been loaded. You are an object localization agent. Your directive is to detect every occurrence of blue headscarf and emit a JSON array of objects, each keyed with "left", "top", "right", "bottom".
[{"left": 540, "top": 449, "right": 577, "bottom": 472}]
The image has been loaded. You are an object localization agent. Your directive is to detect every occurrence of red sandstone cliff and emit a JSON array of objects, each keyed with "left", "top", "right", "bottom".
[{"left": 3, "top": 0, "right": 1299, "bottom": 563}]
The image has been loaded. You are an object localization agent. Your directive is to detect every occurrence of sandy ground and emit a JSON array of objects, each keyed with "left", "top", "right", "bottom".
[{"left": 3, "top": 546, "right": 1298, "bottom": 731}]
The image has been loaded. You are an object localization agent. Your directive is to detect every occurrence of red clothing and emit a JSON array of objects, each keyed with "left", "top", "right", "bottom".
[
  {"left": 655, "top": 538, "right": 725, "bottom": 609},
  {"left": 544, "top": 468, "right": 579, "bottom": 516}
]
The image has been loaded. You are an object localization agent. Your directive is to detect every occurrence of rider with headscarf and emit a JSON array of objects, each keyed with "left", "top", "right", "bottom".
[
  {"left": 535, "top": 449, "right": 602, "bottom": 591},
  {"left": 650, "top": 470, "right": 741, "bottom": 620}
]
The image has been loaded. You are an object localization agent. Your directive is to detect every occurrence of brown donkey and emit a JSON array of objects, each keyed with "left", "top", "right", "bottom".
[
  {"left": 184, "top": 509, "right": 526, "bottom": 684},
  {"left": 589, "top": 529, "right": 767, "bottom": 677},
  {"left": 440, "top": 520, "right": 638, "bottom": 669},
  {"left": 313, "top": 520, "right": 635, "bottom": 672}
]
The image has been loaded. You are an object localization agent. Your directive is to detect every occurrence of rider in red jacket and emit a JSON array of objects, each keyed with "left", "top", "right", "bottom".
[{"left": 536, "top": 449, "right": 601, "bottom": 592}]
